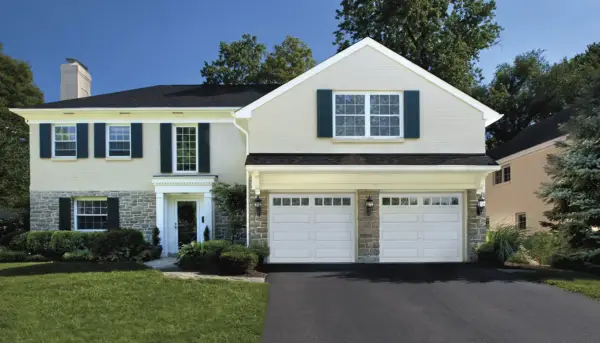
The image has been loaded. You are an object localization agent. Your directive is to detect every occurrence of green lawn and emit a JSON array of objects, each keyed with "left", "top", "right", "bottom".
[
  {"left": 545, "top": 278, "right": 600, "bottom": 300},
  {"left": 0, "top": 262, "right": 269, "bottom": 343}
]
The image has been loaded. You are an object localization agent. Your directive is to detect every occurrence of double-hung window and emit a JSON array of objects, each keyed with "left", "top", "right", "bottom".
[
  {"left": 174, "top": 125, "right": 197, "bottom": 172},
  {"left": 107, "top": 125, "right": 131, "bottom": 157},
  {"left": 75, "top": 199, "right": 108, "bottom": 231},
  {"left": 494, "top": 165, "right": 511, "bottom": 185},
  {"left": 334, "top": 92, "right": 402, "bottom": 138},
  {"left": 53, "top": 125, "right": 77, "bottom": 157}
]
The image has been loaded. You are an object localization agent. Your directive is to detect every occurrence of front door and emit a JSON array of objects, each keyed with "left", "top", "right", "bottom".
[{"left": 177, "top": 201, "right": 197, "bottom": 247}]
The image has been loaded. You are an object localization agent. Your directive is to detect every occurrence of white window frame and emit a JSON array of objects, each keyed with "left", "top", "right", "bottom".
[
  {"left": 106, "top": 124, "right": 132, "bottom": 158},
  {"left": 73, "top": 197, "right": 108, "bottom": 232},
  {"left": 52, "top": 124, "right": 77, "bottom": 158},
  {"left": 172, "top": 124, "right": 198, "bottom": 173},
  {"left": 332, "top": 91, "right": 404, "bottom": 139}
]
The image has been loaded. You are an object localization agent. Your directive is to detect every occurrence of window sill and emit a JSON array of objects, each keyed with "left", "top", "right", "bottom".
[
  {"left": 332, "top": 137, "right": 405, "bottom": 144},
  {"left": 106, "top": 156, "right": 132, "bottom": 161},
  {"left": 51, "top": 156, "right": 77, "bottom": 161}
]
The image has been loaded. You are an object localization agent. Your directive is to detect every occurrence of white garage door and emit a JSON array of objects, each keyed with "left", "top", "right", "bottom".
[
  {"left": 269, "top": 194, "right": 355, "bottom": 263},
  {"left": 380, "top": 193, "right": 463, "bottom": 263}
]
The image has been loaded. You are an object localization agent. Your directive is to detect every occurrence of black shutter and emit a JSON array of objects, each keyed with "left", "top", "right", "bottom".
[
  {"left": 107, "top": 198, "right": 120, "bottom": 230},
  {"left": 76, "top": 123, "right": 88, "bottom": 158},
  {"left": 316, "top": 89, "right": 333, "bottom": 138},
  {"left": 94, "top": 123, "right": 106, "bottom": 158},
  {"left": 404, "top": 91, "right": 420, "bottom": 138},
  {"left": 198, "top": 123, "right": 210, "bottom": 173},
  {"left": 58, "top": 197, "right": 71, "bottom": 230},
  {"left": 160, "top": 123, "right": 172, "bottom": 173},
  {"left": 131, "top": 123, "right": 143, "bottom": 158},
  {"left": 39, "top": 123, "right": 52, "bottom": 158}
]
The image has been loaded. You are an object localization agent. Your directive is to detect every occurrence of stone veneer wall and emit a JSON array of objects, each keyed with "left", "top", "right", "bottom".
[
  {"left": 248, "top": 178, "right": 269, "bottom": 247},
  {"left": 466, "top": 189, "right": 487, "bottom": 261},
  {"left": 357, "top": 190, "right": 380, "bottom": 263},
  {"left": 30, "top": 191, "right": 156, "bottom": 239}
]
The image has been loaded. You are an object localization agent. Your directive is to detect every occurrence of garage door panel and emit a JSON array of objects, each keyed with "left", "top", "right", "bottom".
[
  {"left": 272, "top": 231, "right": 310, "bottom": 241},
  {"left": 271, "top": 214, "right": 311, "bottom": 223},
  {"left": 423, "top": 213, "right": 460, "bottom": 222},
  {"left": 315, "top": 231, "right": 352, "bottom": 241},
  {"left": 271, "top": 248, "right": 312, "bottom": 259},
  {"left": 422, "top": 231, "right": 459, "bottom": 240},
  {"left": 381, "top": 248, "right": 418, "bottom": 258},
  {"left": 381, "top": 214, "right": 419, "bottom": 223},
  {"left": 315, "top": 214, "right": 353, "bottom": 223},
  {"left": 381, "top": 231, "right": 418, "bottom": 241},
  {"left": 315, "top": 249, "right": 354, "bottom": 259},
  {"left": 423, "top": 248, "right": 459, "bottom": 258}
]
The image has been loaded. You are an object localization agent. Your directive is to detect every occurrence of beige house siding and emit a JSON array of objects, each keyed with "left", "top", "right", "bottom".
[
  {"left": 485, "top": 144, "right": 560, "bottom": 232},
  {"left": 248, "top": 45, "right": 486, "bottom": 154},
  {"left": 30, "top": 123, "right": 246, "bottom": 191}
]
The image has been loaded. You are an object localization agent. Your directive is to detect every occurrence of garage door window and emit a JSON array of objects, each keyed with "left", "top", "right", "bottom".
[
  {"left": 314, "top": 197, "right": 352, "bottom": 206},
  {"left": 382, "top": 196, "right": 418, "bottom": 206},
  {"left": 273, "top": 197, "right": 310, "bottom": 206},
  {"left": 423, "top": 196, "right": 460, "bottom": 206}
]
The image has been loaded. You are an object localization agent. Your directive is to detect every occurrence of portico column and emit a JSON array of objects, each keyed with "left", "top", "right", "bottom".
[
  {"left": 155, "top": 192, "right": 166, "bottom": 256},
  {"left": 203, "top": 192, "right": 214, "bottom": 241}
]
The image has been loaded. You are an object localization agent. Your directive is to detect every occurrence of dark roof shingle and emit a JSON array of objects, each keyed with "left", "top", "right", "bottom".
[
  {"left": 487, "top": 110, "right": 572, "bottom": 160},
  {"left": 25, "top": 84, "right": 280, "bottom": 109},
  {"left": 246, "top": 153, "right": 497, "bottom": 166}
]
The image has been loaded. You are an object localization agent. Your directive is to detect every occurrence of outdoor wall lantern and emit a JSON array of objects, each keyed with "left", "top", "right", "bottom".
[
  {"left": 477, "top": 196, "right": 486, "bottom": 216},
  {"left": 365, "top": 195, "right": 374, "bottom": 216},
  {"left": 254, "top": 196, "right": 263, "bottom": 217}
]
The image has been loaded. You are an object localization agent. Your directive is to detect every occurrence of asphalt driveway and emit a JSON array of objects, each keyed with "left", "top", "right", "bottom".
[{"left": 262, "top": 264, "right": 600, "bottom": 343}]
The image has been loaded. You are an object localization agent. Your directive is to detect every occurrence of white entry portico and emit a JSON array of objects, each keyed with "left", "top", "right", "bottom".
[{"left": 152, "top": 176, "right": 216, "bottom": 256}]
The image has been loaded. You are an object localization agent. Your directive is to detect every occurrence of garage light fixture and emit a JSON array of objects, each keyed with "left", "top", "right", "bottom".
[
  {"left": 477, "top": 196, "right": 486, "bottom": 216},
  {"left": 254, "top": 196, "right": 263, "bottom": 217},
  {"left": 366, "top": 195, "right": 374, "bottom": 216}
]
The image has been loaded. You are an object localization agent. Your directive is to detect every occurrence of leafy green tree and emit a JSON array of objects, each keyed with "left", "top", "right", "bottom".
[
  {"left": 201, "top": 35, "right": 315, "bottom": 85},
  {"left": 211, "top": 182, "right": 246, "bottom": 243},
  {"left": 334, "top": 0, "right": 502, "bottom": 92},
  {"left": 0, "top": 43, "right": 44, "bottom": 208},
  {"left": 538, "top": 72, "right": 600, "bottom": 249},
  {"left": 259, "top": 36, "right": 316, "bottom": 84}
]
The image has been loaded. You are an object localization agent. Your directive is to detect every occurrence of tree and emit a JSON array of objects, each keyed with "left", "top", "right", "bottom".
[
  {"left": 259, "top": 36, "right": 316, "bottom": 84},
  {"left": 211, "top": 182, "right": 246, "bottom": 243},
  {"left": 334, "top": 0, "right": 502, "bottom": 92},
  {"left": 201, "top": 34, "right": 315, "bottom": 85},
  {"left": 0, "top": 43, "right": 44, "bottom": 208},
  {"left": 538, "top": 72, "right": 600, "bottom": 249}
]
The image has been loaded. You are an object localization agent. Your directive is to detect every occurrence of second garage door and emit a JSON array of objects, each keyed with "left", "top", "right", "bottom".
[
  {"left": 269, "top": 194, "right": 355, "bottom": 263},
  {"left": 380, "top": 193, "right": 463, "bottom": 262}
]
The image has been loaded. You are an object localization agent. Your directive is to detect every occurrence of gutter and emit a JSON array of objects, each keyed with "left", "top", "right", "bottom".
[{"left": 231, "top": 112, "right": 251, "bottom": 246}]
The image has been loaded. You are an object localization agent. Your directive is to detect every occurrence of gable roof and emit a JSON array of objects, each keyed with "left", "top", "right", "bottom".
[
  {"left": 487, "top": 110, "right": 572, "bottom": 160},
  {"left": 235, "top": 37, "right": 503, "bottom": 127},
  {"left": 22, "top": 84, "right": 279, "bottom": 109}
]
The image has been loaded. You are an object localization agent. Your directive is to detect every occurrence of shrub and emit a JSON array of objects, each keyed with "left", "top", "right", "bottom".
[
  {"left": 506, "top": 249, "right": 532, "bottom": 264},
  {"left": 152, "top": 227, "right": 160, "bottom": 246},
  {"left": 219, "top": 250, "right": 258, "bottom": 275},
  {"left": 203, "top": 226, "right": 210, "bottom": 242},
  {"left": 86, "top": 229, "right": 148, "bottom": 262},
  {"left": 523, "top": 232, "right": 565, "bottom": 265},
  {"left": 62, "top": 249, "right": 96, "bottom": 262},
  {"left": 0, "top": 251, "right": 48, "bottom": 262},
  {"left": 26, "top": 231, "right": 54, "bottom": 255},
  {"left": 0, "top": 230, "right": 23, "bottom": 247},
  {"left": 585, "top": 249, "right": 600, "bottom": 265},
  {"left": 224, "top": 244, "right": 250, "bottom": 253},
  {"left": 550, "top": 252, "right": 587, "bottom": 270},
  {"left": 483, "top": 225, "right": 525, "bottom": 263},
  {"left": 50, "top": 231, "right": 86, "bottom": 256},
  {"left": 203, "top": 240, "right": 231, "bottom": 257},
  {"left": 249, "top": 243, "right": 270, "bottom": 265},
  {"left": 8, "top": 232, "right": 28, "bottom": 251},
  {"left": 150, "top": 245, "right": 163, "bottom": 259},
  {"left": 176, "top": 241, "right": 209, "bottom": 270}
]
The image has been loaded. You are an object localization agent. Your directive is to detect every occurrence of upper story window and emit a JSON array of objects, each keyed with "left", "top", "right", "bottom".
[
  {"left": 494, "top": 165, "right": 511, "bottom": 185},
  {"left": 53, "top": 125, "right": 77, "bottom": 157},
  {"left": 174, "top": 125, "right": 197, "bottom": 172},
  {"left": 334, "top": 92, "right": 402, "bottom": 138},
  {"left": 107, "top": 125, "right": 131, "bottom": 157}
]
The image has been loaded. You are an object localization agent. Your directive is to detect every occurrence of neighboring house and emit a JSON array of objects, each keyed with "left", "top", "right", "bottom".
[
  {"left": 11, "top": 38, "right": 501, "bottom": 263},
  {"left": 486, "top": 111, "right": 571, "bottom": 232}
]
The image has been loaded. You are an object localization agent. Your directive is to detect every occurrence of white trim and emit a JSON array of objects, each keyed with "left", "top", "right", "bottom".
[
  {"left": 24, "top": 118, "right": 234, "bottom": 124},
  {"left": 12, "top": 107, "right": 240, "bottom": 113},
  {"left": 235, "top": 37, "right": 503, "bottom": 127},
  {"left": 172, "top": 124, "right": 199, "bottom": 174},
  {"left": 106, "top": 124, "right": 132, "bottom": 158},
  {"left": 52, "top": 124, "right": 77, "bottom": 158},
  {"left": 73, "top": 197, "right": 109, "bottom": 232},
  {"left": 152, "top": 176, "right": 216, "bottom": 194},
  {"left": 246, "top": 165, "right": 501, "bottom": 173},
  {"left": 332, "top": 91, "right": 404, "bottom": 139},
  {"left": 496, "top": 135, "right": 567, "bottom": 164}
]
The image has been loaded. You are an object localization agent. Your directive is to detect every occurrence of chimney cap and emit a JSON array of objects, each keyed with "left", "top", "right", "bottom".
[{"left": 65, "top": 58, "right": 89, "bottom": 72}]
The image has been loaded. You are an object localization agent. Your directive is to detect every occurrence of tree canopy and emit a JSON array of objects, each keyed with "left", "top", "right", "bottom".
[
  {"left": 538, "top": 72, "right": 600, "bottom": 249},
  {"left": 0, "top": 43, "right": 44, "bottom": 208},
  {"left": 334, "top": 0, "right": 502, "bottom": 93},
  {"left": 201, "top": 35, "right": 315, "bottom": 85}
]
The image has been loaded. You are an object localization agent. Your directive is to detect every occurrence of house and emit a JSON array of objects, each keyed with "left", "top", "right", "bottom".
[
  {"left": 485, "top": 111, "right": 571, "bottom": 232},
  {"left": 10, "top": 38, "right": 501, "bottom": 263}
]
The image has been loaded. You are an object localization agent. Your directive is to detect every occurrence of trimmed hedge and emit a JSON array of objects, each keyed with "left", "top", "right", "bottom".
[
  {"left": 220, "top": 251, "right": 258, "bottom": 274},
  {"left": 50, "top": 231, "right": 87, "bottom": 256},
  {"left": 26, "top": 232, "right": 54, "bottom": 256},
  {"left": 176, "top": 240, "right": 259, "bottom": 275},
  {"left": 8, "top": 233, "right": 28, "bottom": 251},
  {"left": 0, "top": 251, "right": 48, "bottom": 262},
  {"left": 249, "top": 243, "right": 270, "bottom": 266}
]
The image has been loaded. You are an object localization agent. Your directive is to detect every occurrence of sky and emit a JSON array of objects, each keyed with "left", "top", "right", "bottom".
[{"left": 1, "top": 0, "right": 599, "bottom": 103}]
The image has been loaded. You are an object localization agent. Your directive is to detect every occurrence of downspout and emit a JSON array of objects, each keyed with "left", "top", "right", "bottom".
[{"left": 232, "top": 112, "right": 251, "bottom": 246}]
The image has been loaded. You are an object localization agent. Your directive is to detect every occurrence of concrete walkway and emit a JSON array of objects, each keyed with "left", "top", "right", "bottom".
[{"left": 144, "top": 257, "right": 265, "bottom": 283}]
